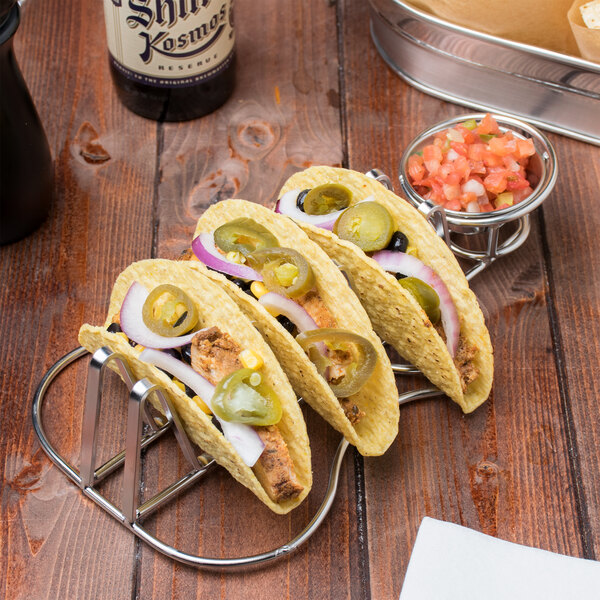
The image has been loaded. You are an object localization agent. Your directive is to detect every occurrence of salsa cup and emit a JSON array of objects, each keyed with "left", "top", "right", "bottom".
[
  {"left": 398, "top": 113, "right": 557, "bottom": 232},
  {"left": 397, "top": 113, "right": 557, "bottom": 277}
]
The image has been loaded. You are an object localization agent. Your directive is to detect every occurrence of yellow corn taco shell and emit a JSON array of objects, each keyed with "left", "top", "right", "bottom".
[
  {"left": 192, "top": 199, "right": 399, "bottom": 456},
  {"left": 78, "top": 259, "right": 311, "bottom": 514},
  {"left": 279, "top": 166, "right": 493, "bottom": 414}
]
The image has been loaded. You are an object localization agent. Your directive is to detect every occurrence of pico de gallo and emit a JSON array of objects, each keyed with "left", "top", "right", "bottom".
[{"left": 407, "top": 114, "right": 536, "bottom": 213}]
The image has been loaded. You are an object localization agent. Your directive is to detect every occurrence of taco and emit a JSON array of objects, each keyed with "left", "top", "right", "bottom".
[
  {"left": 183, "top": 199, "right": 399, "bottom": 456},
  {"left": 276, "top": 166, "right": 493, "bottom": 414},
  {"left": 78, "top": 259, "right": 311, "bottom": 514}
]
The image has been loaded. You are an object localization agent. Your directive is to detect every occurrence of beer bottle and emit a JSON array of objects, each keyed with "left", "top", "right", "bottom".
[
  {"left": 0, "top": 0, "right": 54, "bottom": 245},
  {"left": 103, "top": 1, "right": 235, "bottom": 122}
]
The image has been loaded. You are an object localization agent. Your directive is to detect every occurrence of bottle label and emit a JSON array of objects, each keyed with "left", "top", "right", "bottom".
[{"left": 103, "top": 1, "right": 235, "bottom": 88}]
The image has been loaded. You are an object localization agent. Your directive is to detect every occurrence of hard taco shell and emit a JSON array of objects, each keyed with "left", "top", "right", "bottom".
[
  {"left": 279, "top": 166, "right": 493, "bottom": 413},
  {"left": 192, "top": 199, "right": 400, "bottom": 456},
  {"left": 78, "top": 259, "right": 311, "bottom": 514}
]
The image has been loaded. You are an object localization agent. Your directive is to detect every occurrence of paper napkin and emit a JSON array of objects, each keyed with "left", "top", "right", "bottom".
[{"left": 400, "top": 517, "right": 600, "bottom": 600}]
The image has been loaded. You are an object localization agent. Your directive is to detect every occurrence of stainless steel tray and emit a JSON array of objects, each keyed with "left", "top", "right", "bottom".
[{"left": 368, "top": 0, "right": 600, "bottom": 146}]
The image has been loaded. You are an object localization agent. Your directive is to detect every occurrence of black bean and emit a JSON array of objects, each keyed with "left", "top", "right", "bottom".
[
  {"left": 163, "top": 347, "right": 182, "bottom": 361},
  {"left": 277, "top": 315, "right": 297, "bottom": 335},
  {"left": 180, "top": 343, "right": 192, "bottom": 364},
  {"left": 386, "top": 231, "right": 409, "bottom": 253},
  {"left": 107, "top": 322, "right": 122, "bottom": 334}
]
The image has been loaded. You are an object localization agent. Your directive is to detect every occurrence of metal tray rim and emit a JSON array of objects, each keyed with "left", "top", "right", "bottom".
[
  {"left": 370, "top": 30, "right": 600, "bottom": 147},
  {"left": 372, "top": 0, "right": 600, "bottom": 73}
]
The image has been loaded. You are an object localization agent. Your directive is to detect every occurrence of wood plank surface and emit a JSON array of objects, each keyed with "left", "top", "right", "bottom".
[
  {"left": 137, "top": 1, "right": 363, "bottom": 598},
  {"left": 1, "top": 0, "right": 599, "bottom": 599},
  {"left": 2, "top": 1, "right": 156, "bottom": 598},
  {"left": 339, "top": 1, "right": 598, "bottom": 598}
]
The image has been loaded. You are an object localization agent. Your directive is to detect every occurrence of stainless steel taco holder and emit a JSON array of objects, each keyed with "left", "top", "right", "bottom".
[{"left": 32, "top": 164, "right": 548, "bottom": 569}]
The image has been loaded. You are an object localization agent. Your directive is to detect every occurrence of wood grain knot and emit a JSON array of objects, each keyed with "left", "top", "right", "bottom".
[
  {"left": 72, "top": 122, "right": 111, "bottom": 165},
  {"left": 189, "top": 169, "right": 242, "bottom": 214},
  {"left": 228, "top": 116, "right": 280, "bottom": 160}
]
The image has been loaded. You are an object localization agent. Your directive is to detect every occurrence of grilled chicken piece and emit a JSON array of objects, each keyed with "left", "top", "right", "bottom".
[
  {"left": 190, "top": 327, "right": 303, "bottom": 502},
  {"left": 340, "top": 399, "right": 365, "bottom": 425},
  {"left": 191, "top": 327, "right": 243, "bottom": 385},
  {"left": 295, "top": 290, "right": 337, "bottom": 329},
  {"left": 253, "top": 426, "right": 304, "bottom": 502},
  {"left": 455, "top": 336, "right": 479, "bottom": 392},
  {"left": 435, "top": 323, "right": 480, "bottom": 391}
]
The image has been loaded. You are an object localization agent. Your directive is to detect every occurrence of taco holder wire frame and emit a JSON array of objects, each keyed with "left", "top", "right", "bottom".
[
  {"left": 32, "top": 167, "right": 537, "bottom": 569},
  {"left": 32, "top": 346, "right": 439, "bottom": 570}
]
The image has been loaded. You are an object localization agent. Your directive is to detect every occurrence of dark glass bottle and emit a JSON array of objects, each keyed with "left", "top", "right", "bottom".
[
  {"left": 103, "top": 0, "right": 235, "bottom": 122},
  {"left": 0, "top": 1, "right": 53, "bottom": 245}
]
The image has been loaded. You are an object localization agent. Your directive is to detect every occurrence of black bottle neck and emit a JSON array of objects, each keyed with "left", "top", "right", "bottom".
[{"left": 0, "top": 2, "right": 19, "bottom": 46}]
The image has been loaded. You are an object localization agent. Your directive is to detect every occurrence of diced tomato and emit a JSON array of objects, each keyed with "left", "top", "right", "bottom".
[
  {"left": 407, "top": 114, "right": 535, "bottom": 213},
  {"left": 475, "top": 113, "right": 501, "bottom": 135},
  {"left": 423, "top": 144, "right": 443, "bottom": 162},
  {"left": 443, "top": 183, "right": 461, "bottom": 201},
  {"left": 483, "top": 171, "right": 508, "bottom": 194},
  {"left": 506, "top": 173, "right": 530, "bottom": 191},
  {"left": 445, "top": 198, "right": 462, "bottom": 211},
  {"left": 408, "top": 154, "right": 425, "bottom": 183},
  {"left": 516, "top": 138, "right": 536, "bottom": 159},
  {"left": 459, "top": 191, "right": 477, "bottom": 209},
  {"left": 469, "top": 160, "right": 487, "bottom": 175},
  {"left": 453, "top": 156, "right": 470, "bottom": 181},
  {"left": 489, "top": 135, "right": 517, "bottom": 157},
  {"left": 450, "top": 142, "right": 469, "bottom": 157},
  {"left": 513, "top": 186, "right": 534, "bottom": 203},
  {"left": 483, "top": 151, "right": 503, "bottom": 168},
  {"left": 468, "top": 143, "right": 487, "bottom": 161},
  {"left": 455, "top": 124, "right": 477, "bottom": 144}
]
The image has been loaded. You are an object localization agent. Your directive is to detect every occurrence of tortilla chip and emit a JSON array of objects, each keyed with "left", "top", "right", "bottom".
[
  {"left": 78, "top": 259, "right": 311, "bottom": 514},
  {"left": 581, "top": 1, "right": 600, "bottom": 28},
  {"left": 193, "top": 199, "right": 399, "bottom": 456},
  {"left": 279, "top": 166, "right": 493, "bottom": 414}
]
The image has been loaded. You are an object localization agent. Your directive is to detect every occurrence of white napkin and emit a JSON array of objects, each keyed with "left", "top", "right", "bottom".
[{"left": 400, "top": 517, "right": 600, "bottom": 600}]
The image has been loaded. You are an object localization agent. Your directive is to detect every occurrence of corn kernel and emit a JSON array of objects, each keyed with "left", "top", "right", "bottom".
[
  {"left": 193, "top": 395, "right": 212, "bottom": 415},
  {"left": 250, "top": 281, "right": 268, "bottom": 299},
  {"left": 226, "top": 251, "right": 246, "bottom": 264},
  {"left": 240, "top": 349, "right": 264, "bottom": 370},
  {"left": 406, "top": 246, "right": 419, "bottom": 258},
  {"left": 135, "top": 345, "right": 146, "bottom": 353},
  {"left": 172, "top": 378, "right": 185, "bottom": 392},
  {"left": 249, "top": 372, "right": 262, "bottom": 387}
]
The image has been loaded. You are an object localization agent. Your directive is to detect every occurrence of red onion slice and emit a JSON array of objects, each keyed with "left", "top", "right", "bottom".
[
  {"left": 191, "top": 232, "right": 262, "bottom": 281},
  {"left": 139, "top": 348, "right": 265, "bottom": 467},
  {"left": 371, "top": 251, "right": 460, "bottom": 357},
  {"left": 120, "top": 282, "right": 202, "bottom": 349},
  {"left": 258, "top": 292, "right": 319, "bottom": 332},
  {"left": 258, "top": 292, "right": 328, "bottom": 356}
]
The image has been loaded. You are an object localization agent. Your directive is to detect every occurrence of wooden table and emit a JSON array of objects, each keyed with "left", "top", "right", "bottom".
[{"left": 2, "top": 1, "right": 599, "bottom": 598}]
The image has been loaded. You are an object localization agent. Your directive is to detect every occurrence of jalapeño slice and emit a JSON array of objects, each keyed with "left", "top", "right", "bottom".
[
  {"left": 141, "top": 284, "right": 198, "bottom": 337},
  {"left": 303, "top": 183, "right": 352, "bottom": 215},
  {"left": 213, "top": 218, "right": 279, "bottom": 256},
  {"left": 248, "top": 247, "right": 315, "bottom": 298},
  {"left": 333, "top": 201, "right": 394, "bottom": 252},
  {"left": 296, "top": 328, "right": 377, "bottom": 398},
  {"left": 398, "top": 277, "right": 441, "bottom": 324},
  {"left": 211, "top": 368, "right": 282, "bottom": 426}
]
